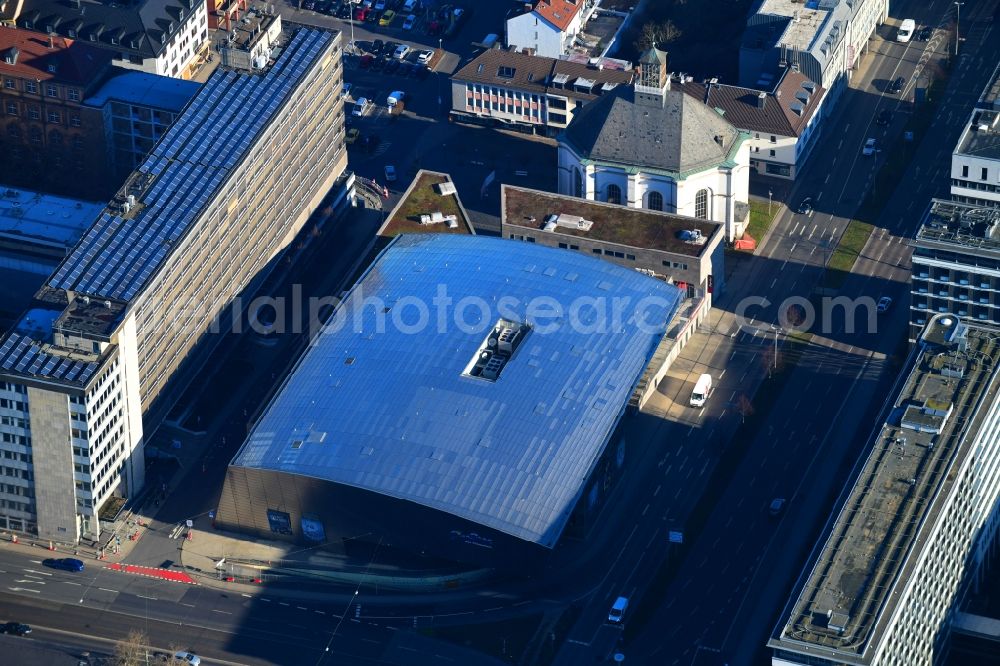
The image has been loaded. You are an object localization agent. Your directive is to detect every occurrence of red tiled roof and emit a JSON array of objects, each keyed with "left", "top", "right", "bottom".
[
  {"left": 0, "top": 26, "right": 112, "bottom": 86},
  {"left": 534, "top": 0, "right": 583, "bottom": 32}
]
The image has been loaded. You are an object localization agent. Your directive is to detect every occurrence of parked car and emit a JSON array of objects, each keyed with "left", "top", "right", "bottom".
[
  {"left": 399, "top": 62, "right": 415, "bottom": 77},
  {"left": 341, "top": 82, "right": 353, "bottom": 99},
  {"left": 797, "top": 197, "right": 813, "bottom": 215},
  {"left": 43, "top": 557, "right": 85, "bottom": 572},
  {"left": 352, "top": 97, "right": 370, "bottom": 116},
  {"left": 346, "top": 128, "right": 360, "bottom": 145},
  {"left": 875, "top": 109, "right": 892, "bottom": 126},
  {"left": 173, "top": 652, "right": 201, "bottom": 665},
  {"left": 415, "top": 64, "right": 430, "bottom": 80},
  {"left": 374, "top": 0, "right": 386, "bottom": 9},
  {"left": 888, "top": 76, "right": 904, "bottom": 94},
  {"left": 363, "top": 134, "right": 380, "bottom": 154},
  {"left": 354, "top": 7, "right": 368, "bottom": 21},
  {"left": 769, "top": 498, "right": 786, "bottom": 517},
  {"left": 384, "top": 164, "right": 397, "bottom": 182},
  {"left": 1, "top": 622, "right": 32, "bottom": 636},
  {"left": 608, "top": 596, "right": 629, "bottom": 624},
  {"left": 371, "top": 56, "right": 388, "bottom": 71},
  {"left": 416, "top": 49, "right": 434, "bottom": 64},
  {"left": 379, "top": 9, "right": 395, "bottom": 25},
  {"left": 403, "top": 13, "right": 416, "bottom": 30},
  {"left": 393, "top": 43, "right": 410, "bottom": 60},
  {"left": 359, "top": 54, "right": 374, "bottom": 69},
  {"left": 371, "top": 39, "right": 384, "bottom": 54},
  {"left": 381, "top": 41, "right": 398, "bottom": 56},
  {"left": 918, "top": 26, "right": 933, "bottom": 41},
  {"left": 385, "top": 58, "right": 401, "bottom": 74},
  {"left": 862, "top": 138, "right": 877, "bottom": 156},
  {"left": 877, "top": 296, "right": 893, "bottom": 314}
]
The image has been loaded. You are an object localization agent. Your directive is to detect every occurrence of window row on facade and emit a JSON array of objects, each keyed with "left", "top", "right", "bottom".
[{"left": 3, "top": 77, "right": 82, "bottom": 101}]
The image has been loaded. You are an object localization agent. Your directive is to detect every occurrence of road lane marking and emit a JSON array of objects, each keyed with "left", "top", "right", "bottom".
[
  {"left": 296, "top": 606, "right": 308, "bottom": 610},
  {"left": 212, "top": 609, "right": 232, "bottom": 615},
  {"left": 137, "top": 595, "right": 157, "bottom": 600},
  {"left": 23, "top": 569, "right": 52, "bottom": 575},
  {"left": 279, "top": 602, "right": 290, "bottom": 606},
  {"left": 62, "top": 581, "right": 82, "bottom": 586},
  {"left": 8, "top": 587, "right": 40, "bottom": 593},
  {"left": 181, "top": 603, "right": 195, "bottom": 607},
  {"left": 241, "top": 593, "right": 252, "bottom": 598},
  {"left": 98, "top": 587, "right": 116, "bottom": 592}
]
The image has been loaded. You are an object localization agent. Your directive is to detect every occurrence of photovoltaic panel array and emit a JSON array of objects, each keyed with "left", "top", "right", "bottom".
[
  {"left": 0, "top": 333, "right": 99, "bottom": 386},
  {"left": 46, "top": 29, "right": 334, "bottom": 304},
  {"left": 230, "top": 235, "right": 682, "bottom": 547}
]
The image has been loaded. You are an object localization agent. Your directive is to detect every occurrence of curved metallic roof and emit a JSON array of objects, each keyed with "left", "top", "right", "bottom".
[{"left": 230, "top": 234, "right": 681, "bottom": 547}]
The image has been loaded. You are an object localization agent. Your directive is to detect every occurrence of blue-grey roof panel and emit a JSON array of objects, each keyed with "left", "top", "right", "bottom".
[
  {"left": 230, "top": 235, "right": 681, "bottom": 547},
  {"left": 44, "top": 29, "right": 335, "bottom": 302}
]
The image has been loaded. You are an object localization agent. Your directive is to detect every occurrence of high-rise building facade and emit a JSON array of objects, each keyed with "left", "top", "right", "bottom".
[
  {"left": 770, "top": 316, "right": 1000, "bottom": 666},
  {"left": 950, "top": 62, "right": 1000, "bottom": 209},
  {"left": 0, "top": 27, "right": 348, "bottom": 543}
]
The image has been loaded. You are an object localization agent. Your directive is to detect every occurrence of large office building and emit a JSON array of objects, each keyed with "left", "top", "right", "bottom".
[
  {"left": 558, "top": 48, "right": 751, "bottom": 241},
  {"left": 739, "top": 0, "right": 889, "bottom": 109},
  {"left": 1, "top": 0, "right": 210, "bottom": 79},
  {"left": 770, "top": 315, "right": 1000, "bottom": 666},
  {"left": 215, "top": 234, "right": 681, "bottom": 567},
  {"left": 950, "top": 62, "right": 1000, "bottom": 209},
  {"left": 0, "top": 27, "right": 348, "bottom": 543},
  {"left": 909, "top": 200, "right": 1000, "bottom": 341}
]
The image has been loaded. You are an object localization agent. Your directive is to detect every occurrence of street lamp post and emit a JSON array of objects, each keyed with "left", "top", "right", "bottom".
[
  {"left": 954, "top": 1, "right": 964, "bottom": 56},
  {"left": 768, "top": 188, "right": 773, "bottom": 215},
  {"left": 437, "top": 38, "right": 444, "bottom": 108}
]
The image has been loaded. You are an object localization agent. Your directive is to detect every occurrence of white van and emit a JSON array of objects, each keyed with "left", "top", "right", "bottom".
[
  {"left": 897, "top": 19, "right": 915, "bottom": 43},
  {"left": 403, "top": 0, "right": 417, "bottom": 12},
  {"left": 689, "top": 373, "right": 712, "bottom": 408},
  {"left": 608, "top": 596, "right": 629, "bottom": 623}
]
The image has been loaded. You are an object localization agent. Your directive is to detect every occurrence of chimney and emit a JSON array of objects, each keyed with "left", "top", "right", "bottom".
[{"left": 757, "top": 91, "right": 766, "bottom": 109}]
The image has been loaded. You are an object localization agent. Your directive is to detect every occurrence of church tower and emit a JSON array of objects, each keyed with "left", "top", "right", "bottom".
[{"left": 636, "top": 46, "right": 669, "bottom": 107}]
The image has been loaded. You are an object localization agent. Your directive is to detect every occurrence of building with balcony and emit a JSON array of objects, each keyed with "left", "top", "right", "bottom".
[
  {"left": 505, "top": 0, "right": 589, "bottom": 59},
  {"left": 83, "top": 70, "right": 200, "bottom": 184},
  {"left": 739, "top": 0, "right": 889, "bottom": 110},
  {"left": 450, "top": 48, "right": 633, "bottom": 136},
  {"left": 910, "top": 200, "right": 1000, "bottom": 342},
  {"left": 558, "top": 47, "right": 751, "bottom": 241},
  {"left": 1, "top": 0, "right": 210, "bottom": 79},
  {"left": 0, "top": 26, "right": 113, "bottom": 199},
  {"left": 769, "top": 315, "right": 1000, "bottom": 666},
  {"left": 0, "top": 27, "right": 348, "bottom": 543},
  {"left": 676, "top": 68, "right": 826, "bottom": 181},
  {"left": 950, "top": 62, "right": 1000, "bottom": 208}
]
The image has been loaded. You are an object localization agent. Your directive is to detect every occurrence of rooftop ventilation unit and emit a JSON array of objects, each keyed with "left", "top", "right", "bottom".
[
  {"left": 678, "top": 229, "right": 707, "bottom": 245},
  {"left": 542, "top": 213, "right": 594, "bottom": 232}
]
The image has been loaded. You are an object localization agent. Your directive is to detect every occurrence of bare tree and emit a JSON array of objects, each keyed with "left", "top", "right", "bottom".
[
  {"left": 634, "top": 20, "right": 683, "bottom": 52},
  {"left": 113, "top": 629, "right": 150, "bottom": 666},
  {"left": 736, "top": 394, "right": 754, "bottom": 425}
]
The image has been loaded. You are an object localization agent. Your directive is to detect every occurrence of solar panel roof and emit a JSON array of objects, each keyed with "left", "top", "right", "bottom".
[
  {"left": 0, "top": 332, "right": 98, "bottom": 387},
  {"left": 46, "top": 28, "right": 335, "bottom": 302},
  {"left": 230, "top": 234, "right": 682, "bottom": 547}
]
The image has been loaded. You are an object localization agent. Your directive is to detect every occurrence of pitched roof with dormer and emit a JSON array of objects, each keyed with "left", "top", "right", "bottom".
[
  {"left": 6, "top": 0, "right": 203, "bottom": 62},
  {"left": 533, "top": 0, "right": 583, "bottom": 32},
  {"left": 0, "top": 25, "right": 112, "bottom": 85}
]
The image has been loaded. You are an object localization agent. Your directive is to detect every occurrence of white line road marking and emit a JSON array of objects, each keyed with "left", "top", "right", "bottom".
[
  {"left": 642, "top": 503, "right": 650, "bottom": 516},
  {"left": 137, "top": 595, "right": 157, "bottom": 601},
  {"left": 241, "top": 593, "right": 252, "bottom": 598},
  {"left": 212, "top": 609, "right": 232, "bottom": 615},
  {"left": 654, "top": 484, "right": 661, "bottom": 497},
  {"left": 279, "top": 602, "right": 290, "bottom": 606},
  {"left": 98, "top": 587, "right": 116, "bottom": 593},
  {"left": 15, "top": 579, "right": 44, "bottom": 584},
  {"left": 8, "top": 587, "right": 40, "bottom": 593},
  {"left": 62, "top": 581, "right": 82, "bottom": 586},
  {"left": 23, "top": 569, "right": 52, "bottom": 576},
  {"left": 181, "top": 603, "right": 196, "bottom": 607},
  {"left": 296, "top": 606, "right": 308, "bottom": 610},
  {"left": 315, "top": 610, "right": 326, "bottom": 615},
  {"left": 260, "top": 598, "right": 271, "bottom": 602}
]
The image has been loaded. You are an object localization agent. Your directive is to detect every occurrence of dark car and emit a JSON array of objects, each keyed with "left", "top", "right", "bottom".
[
  {"left": 371, "top": 39, "right": 384, "bottom": 54},
  {"left": 2, "top": 622, "right": 31, "bottom": 636},
  {"left": 371, "top": 55, "right": 388, "bottom": 71},
  {"left": 399, "top": 62, "right": 415, "bottom": 77},
  {"left": 415, "top": 64, "right": 430, "bottom": 80},
  {"left": 876, "top": 109, "right": 892, "bottom": 126},
  {"left": 385, "top": 58, "right": 401, "bottom": 74},
  {"left": 918, "top": 26, "right": 933, "bottom": 41},
  {"left": 359, "top": 54, "right": 374, "bottom": 69},
  {"left": 888, "top": 76, "right": 904, "bottom": 94},
  {"left": 797, "top": 197, "right": 813, "bottom": 215},
  {"left": 336, "top": 3, "right": 351, "bottom": 18},
  {"left": 363, "top": 134, "right": 380, "bottom": 154},
  {"left": 44, "top": 557, "right": 85, "bottom": 572},
  {"left": 381, "top": 41, "right": 398, "bottom": 56}
]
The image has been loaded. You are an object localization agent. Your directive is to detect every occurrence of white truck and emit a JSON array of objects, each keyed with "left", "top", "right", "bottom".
[
  {"left": 897, "top": 19, "right": 915, "bottom": 43},
  {"left": 689, "top": 373, "right": 712, "bottom": 408},
  {"left": 387, "top": 90, "right": 405, "bottom": 108}
]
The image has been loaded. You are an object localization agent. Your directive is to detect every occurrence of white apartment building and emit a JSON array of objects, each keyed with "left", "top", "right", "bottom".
[
  {"left": 0, "top": 28, "right": 349, "bottom": 544},
  {"left": 740, "top": 0, "right": 889, "bottom": 110},
  {"left": 505, "top": 0, "right": 587, "bottom": 59},
  {"left": 950, "top": 62, "right": 1000, "bottom": 208},
  {"left": 6, "top": 0, "right": 209, "bottom": 79},
  {"left": 677, "top": 68, "right": 826, "bottom": 180},
  {"left": 770, "top": 315, "right": 1000, "bottom": 666},
  {"left": 559, "top": 48, "right": 751, "bottom": 240}
]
